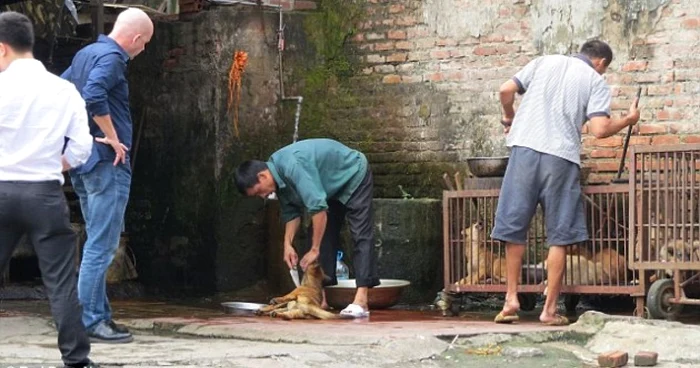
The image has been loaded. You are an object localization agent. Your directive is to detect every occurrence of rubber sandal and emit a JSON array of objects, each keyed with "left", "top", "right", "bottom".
[
  {"left": 494, "top": 311, "right": 520, "bottom": 324},
  {"left": 339, "top": 303, "right": 370, "bottom": 319},
  {"left": 542, "top": 315, "right": 569, "bottom": 326}
]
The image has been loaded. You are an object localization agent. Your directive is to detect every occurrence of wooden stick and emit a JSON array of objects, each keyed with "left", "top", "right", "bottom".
[
  {"left": 454, "top": 172, "right": 463, "bottom": 191},
  {"left": 442, "top": 173, "right": 455, "bottom": 191}
]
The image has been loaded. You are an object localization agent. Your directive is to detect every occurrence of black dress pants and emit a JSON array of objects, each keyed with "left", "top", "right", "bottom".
[
  {"left": 307, "top": 169, "right": 380, "bottom": 289},
  {"left": 0, "top": 181, "right": 91, "bottom": 366}
]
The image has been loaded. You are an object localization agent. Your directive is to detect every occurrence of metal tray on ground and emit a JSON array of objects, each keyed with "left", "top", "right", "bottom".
[{"left": 221, "top": 301, "right": 265, "bottom": 316}]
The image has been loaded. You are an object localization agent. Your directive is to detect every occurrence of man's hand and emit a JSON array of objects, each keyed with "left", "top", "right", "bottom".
[
  {"left": 61, "top": 157, "right": 71, "bottom": 172},
  {"left": 95, "top": 136, "right": 128, "bottom": 165},
  {"left": 300, "top": 248, "right": 320, "bottom": 271},
  {"left": 283, "top": 244, "right": 299, "bottom": 270},
  {"left": 501, "top": 118, "right": 513, "bottom": 135},
  {"left": 588, "top": 97, "right": 642, "bottom": 139},
  {"left": 627, "top": 97, "right": 641, "bottom": 130}
]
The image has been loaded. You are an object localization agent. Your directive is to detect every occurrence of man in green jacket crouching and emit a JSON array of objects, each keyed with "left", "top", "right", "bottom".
[{"left": 235, "top": 138, "right": 380, "bottom": 318}]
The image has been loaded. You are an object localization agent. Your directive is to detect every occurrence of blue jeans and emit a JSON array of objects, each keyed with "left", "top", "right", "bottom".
[{"left": 70, "top": 161, "right": 131, "bottom": 330}]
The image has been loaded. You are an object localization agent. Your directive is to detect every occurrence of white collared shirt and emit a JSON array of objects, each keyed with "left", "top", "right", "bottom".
[{"left": 0, "top": 58, "right": 92, "bottom": 184}]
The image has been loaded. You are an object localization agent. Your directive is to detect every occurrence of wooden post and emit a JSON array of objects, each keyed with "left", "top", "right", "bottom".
[
  {"left": 91, "top": 0, "right": 104, "bottom": 41},
  {"left": 166, "top": 0, "right": 179, "bottom": 14}
]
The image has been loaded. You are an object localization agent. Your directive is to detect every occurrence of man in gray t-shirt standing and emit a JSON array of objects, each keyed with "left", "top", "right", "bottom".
[{"left": 491, "top": 40, "right": 640, "bottom": 326}]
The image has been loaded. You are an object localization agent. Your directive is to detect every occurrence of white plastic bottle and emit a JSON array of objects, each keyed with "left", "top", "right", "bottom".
[{"left": 335, "top": 250, "right": 349, "bottom": 280}]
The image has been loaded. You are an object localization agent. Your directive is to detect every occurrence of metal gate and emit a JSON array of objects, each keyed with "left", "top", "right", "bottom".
[{"left": 630, "top": 144, "right": 700, "bottom": 319}]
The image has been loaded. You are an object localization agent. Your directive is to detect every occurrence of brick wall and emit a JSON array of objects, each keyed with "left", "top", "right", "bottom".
[{"left": 345, "top": 0, "right": 700, "bottom": 188}]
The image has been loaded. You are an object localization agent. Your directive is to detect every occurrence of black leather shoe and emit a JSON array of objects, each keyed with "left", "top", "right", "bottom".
[
  {"left": 88, "top": 320, "right": 133, "bottom": 344},
  {"left": 108, "top": 319, "right": 129, "bottom": 334},
  {"left": 63, "top": 360, "right": 100, "bottom": 368}
]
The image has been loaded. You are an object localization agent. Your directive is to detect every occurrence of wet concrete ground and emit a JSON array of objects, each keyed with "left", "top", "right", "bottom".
[
  {"left": 4, "top": 288, "right": 700, "bottom": 367},
  {"left": 0, "top": 298, "right": 569, "bottom": 368}
]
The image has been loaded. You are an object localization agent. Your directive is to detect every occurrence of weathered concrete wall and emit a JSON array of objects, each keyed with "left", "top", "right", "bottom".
[
  {"left": 126, "top": 7, "right": 312, "bottom": 295},
  {"left": 369, "top": 199, "right": 442, "bottom": 303}
]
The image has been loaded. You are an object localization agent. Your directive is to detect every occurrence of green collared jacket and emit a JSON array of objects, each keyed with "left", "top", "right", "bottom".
[{"left": 267, "top": 139, "right": 368, "bottom": 223}]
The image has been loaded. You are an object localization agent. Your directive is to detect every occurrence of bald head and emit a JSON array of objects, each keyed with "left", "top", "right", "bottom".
[{"left": 109, "top": 8, "right": 154, "bottom": 59}]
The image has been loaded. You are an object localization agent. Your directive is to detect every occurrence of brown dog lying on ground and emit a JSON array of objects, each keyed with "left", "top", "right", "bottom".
[
  {"left": 256, "top": 260, "right": 339, "bottom": 320},
  {"left": 456, "top": 221, "right": 507, "bottom": 285},
  {"left": 569, "top": 244, "right": 628, "bottom": 285},
  {"left": 543, "top": 253, "right": 605, "bottom": 291}
]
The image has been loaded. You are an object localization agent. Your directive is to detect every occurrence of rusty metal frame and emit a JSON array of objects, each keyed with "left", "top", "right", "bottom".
[
  {"left": 443, "top": 184, "right": 642, "bottom": 298},
  {"left": 629, "top": 144, "right": 700, "bottom": 310}
]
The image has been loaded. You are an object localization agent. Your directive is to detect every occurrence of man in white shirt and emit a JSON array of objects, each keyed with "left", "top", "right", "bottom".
[
  {"left": 0, "top": 12, "right": 96, "bottom": 368},
  {"left": 491, "top": 40, "right": 640, "bottom": 326}
]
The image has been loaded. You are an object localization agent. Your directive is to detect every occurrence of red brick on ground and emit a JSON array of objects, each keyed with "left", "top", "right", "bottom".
[
  {"left": 634, "top": 351, "right": 658, "bottom": 366},
  {"left": 598, "top": 350, "right": 628, "bottom": 367}
]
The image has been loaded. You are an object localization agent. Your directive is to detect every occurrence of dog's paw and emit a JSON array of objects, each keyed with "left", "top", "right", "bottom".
[
  {"left": 254, "top": 309, "right": 265, "bottom": 316},
  {"left": 270, "top": 311, "right": 278, "bottom": 318}
]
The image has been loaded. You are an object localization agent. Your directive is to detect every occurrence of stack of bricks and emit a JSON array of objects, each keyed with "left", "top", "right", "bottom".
[{"left": 598, "top": 350, "right": 659, "bottom": 367}]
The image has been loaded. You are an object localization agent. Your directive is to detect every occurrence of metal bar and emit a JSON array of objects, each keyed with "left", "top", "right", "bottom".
[
  {"left": 675, "top": 269, "right": 682, "bottom": 305},
  {"left": 584, "top": 184, "right": 629, "bottom": 194},
  {"left": 445, "top": 284, "right": 639, "bottom": 294},
  {"left": 671, "top": 296, "right": 700, "bottom": 306},
  {"left": 444, "top": 189, "right": 501, "bottom": 198},
  {"left": 442, "top": 191, "right": 450, "bottom": 289},
  {"left": 631, "top": 143, "right": 700, "bottom": 154},
  {"left": 680, "top": 271, "right": 700, "bottom": 288},
  {"left": 655, "top": 152, "right": 661, "bottom": 264},
  {"left": 460, "top": 197, "right": 466, "bottom": 285},
  {"left": 681, "top": 151, "right": 687, "bottom": 260},
  {"left": 629, "top": 146, "right": 637, "bottom": 268}
]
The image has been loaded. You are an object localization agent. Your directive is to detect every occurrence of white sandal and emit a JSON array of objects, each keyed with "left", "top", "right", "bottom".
[{"left": 339, "top": 303, "right": 370, "bottom": 319}]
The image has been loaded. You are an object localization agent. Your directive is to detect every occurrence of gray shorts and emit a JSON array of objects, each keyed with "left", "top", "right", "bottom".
[{"left": 490, "top": 146, "right": 588, "bottom": 246}]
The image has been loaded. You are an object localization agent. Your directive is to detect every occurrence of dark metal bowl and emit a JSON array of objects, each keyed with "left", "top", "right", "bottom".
[
  {"left": 325, "top": 279, "right": 410, "bottom": 310},
  {"left": 466, "top": 156, "right": 509, "bottom": 177}
]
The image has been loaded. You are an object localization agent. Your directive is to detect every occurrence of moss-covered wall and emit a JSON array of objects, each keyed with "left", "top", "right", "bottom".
[{"left": 126, "top": 7, "right": 310, "bottom": 295}]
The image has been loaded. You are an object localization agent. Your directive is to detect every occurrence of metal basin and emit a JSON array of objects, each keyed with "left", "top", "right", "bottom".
[
  {"left": 221, "top": 301, "right": 266, "bottom": 316},
  {"left": 325, "top": 279, "right": 410, "bottom": 310},
  {"left": 466, "top": 156, "right": 509, "bottom": 177},
  {"left": 521, "top": 264, "right": 545, "bottom": 284}
]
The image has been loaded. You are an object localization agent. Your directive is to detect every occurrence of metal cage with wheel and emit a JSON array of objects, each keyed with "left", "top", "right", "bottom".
[
  {"left": 630, "top": 144, "right": 700, "bottom": 320},
  {"left": 439, "top": 181, "right": 641, "bottom": 316}
]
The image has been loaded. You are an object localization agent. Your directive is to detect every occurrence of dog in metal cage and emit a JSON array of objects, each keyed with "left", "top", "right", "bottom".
[{"left": 456, "top": 222, "right": 507, "bottom": 285}]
